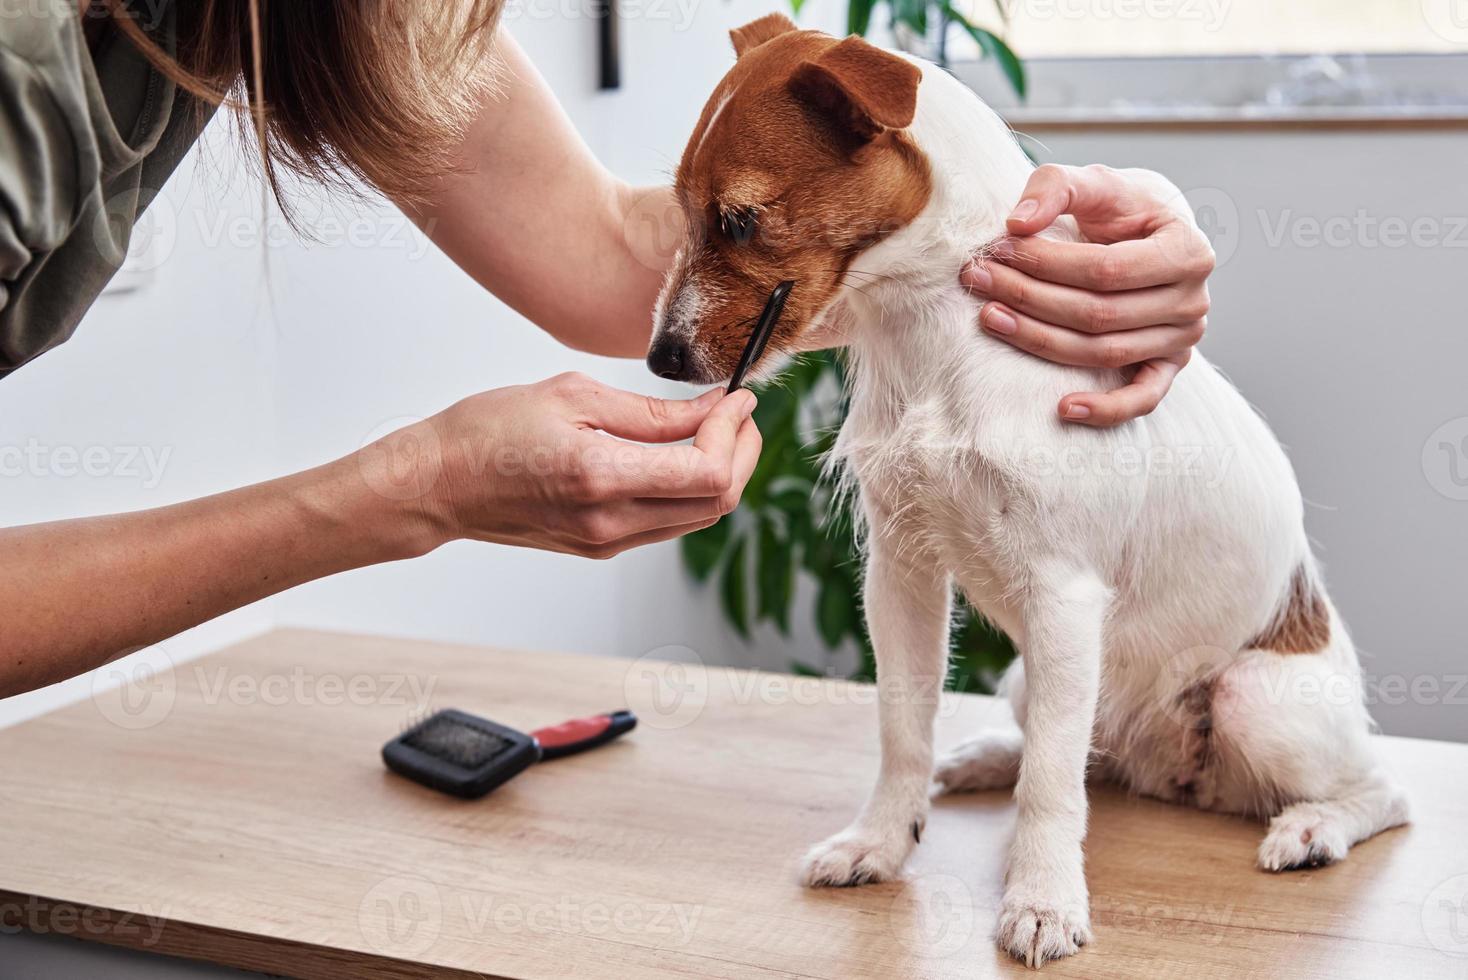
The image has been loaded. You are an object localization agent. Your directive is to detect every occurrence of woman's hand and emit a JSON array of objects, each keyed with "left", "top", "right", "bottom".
[
  {"left": 361, "top": 373, "right": 761, "bottom": 560},
  {"left": 961, "top": 164, "right": 1215, "bottom": 426}
]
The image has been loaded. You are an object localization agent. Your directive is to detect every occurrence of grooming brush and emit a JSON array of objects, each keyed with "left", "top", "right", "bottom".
[
  {"left": 727, "top": 280, "right": 795, "bottom": 393},
  {"left": 382, "top": 707, "right": 637, "bottom": 799}
]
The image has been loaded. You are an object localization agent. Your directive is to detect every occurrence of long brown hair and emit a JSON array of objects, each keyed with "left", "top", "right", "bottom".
[{"left": 99, "top": 0, "right": 504, "bottom": 216}]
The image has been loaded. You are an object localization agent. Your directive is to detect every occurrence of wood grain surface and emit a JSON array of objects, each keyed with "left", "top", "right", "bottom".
[{"left": 1, "top": 628, "right": 1464, "bottom": 979}]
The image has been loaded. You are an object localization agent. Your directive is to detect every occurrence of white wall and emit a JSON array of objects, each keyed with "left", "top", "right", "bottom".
[
  {"left": 0, "top": 131, "right": 280, "bottom": 726},
  {"left": 1, "top": 6, "right": 1463, "bottom": 741},
  {"left": 1021, "top": 126, "right": 1468, "bottom": 742}
]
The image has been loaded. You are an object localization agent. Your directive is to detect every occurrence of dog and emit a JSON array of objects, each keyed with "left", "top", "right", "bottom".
[{"left": 645, "top": 13, "right": 1408, "bottom": 966}]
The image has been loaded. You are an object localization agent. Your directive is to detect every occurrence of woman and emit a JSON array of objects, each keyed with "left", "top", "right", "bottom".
[{"left": 0, "top": 1, "right": 1214, "bottom": 697}]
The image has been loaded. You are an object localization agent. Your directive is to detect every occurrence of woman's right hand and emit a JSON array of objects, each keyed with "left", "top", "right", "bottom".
[{"left": 356, "top": 373, "right": 761, "bottom": 560}]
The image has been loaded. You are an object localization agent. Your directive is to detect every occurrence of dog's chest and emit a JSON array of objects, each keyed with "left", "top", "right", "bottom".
[{"left": 841, "top": 398, "right": 1021, "bottom": 595}]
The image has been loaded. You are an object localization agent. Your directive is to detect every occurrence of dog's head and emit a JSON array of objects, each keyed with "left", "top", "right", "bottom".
[{"left": 646, "top": 14, "right": 933, "bottom": 385}]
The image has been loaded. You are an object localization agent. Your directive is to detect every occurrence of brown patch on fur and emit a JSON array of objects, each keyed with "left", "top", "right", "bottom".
[
  {"left": 1171, "top": 676, "right": 1216, "bottom": 804},
  {"left": 663, "top": 25, "right": 933, "bottom": 381},
  {"left": 1249, "top": 564, "right": 1331, "bottom": 654}
]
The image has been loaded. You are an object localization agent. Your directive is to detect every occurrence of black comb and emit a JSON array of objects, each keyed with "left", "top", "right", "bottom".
[{"left": 727, "top": 280, "right": 795, "bottom": 393}]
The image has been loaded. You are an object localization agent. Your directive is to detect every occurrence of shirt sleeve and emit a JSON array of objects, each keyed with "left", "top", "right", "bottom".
[{"left": 0, "top": 9, "right": 102, "bottom": 373}]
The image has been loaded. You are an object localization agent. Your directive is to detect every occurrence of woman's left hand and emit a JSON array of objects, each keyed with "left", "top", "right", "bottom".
[{"left": 961, "top": 164, "right": 1216, "bottom": 427}]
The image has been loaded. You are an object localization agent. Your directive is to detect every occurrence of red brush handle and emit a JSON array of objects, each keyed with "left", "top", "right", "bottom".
[{"left": 530, "top": 710, "right": 636, "bottom": 761}]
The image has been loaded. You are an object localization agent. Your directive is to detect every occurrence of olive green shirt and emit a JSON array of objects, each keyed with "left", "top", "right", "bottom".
[{"left": 0, "top": 0, "right": 209, "bottom": 377}]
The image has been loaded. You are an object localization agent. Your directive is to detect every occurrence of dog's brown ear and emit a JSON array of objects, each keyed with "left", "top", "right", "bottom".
[
  {"left": 730, "top": 13, "right": 799, "bottom": 57},
  {"left": 789, "top": 36, "right": 921, "bottom": 143}
]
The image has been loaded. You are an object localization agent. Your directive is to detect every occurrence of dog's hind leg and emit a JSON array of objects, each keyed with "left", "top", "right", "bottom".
[
  {"left": 801, "top": 534, "right": 951, "bottom": 887},
  {"left": 1257, "top": 771, "right": 1409, "bottom": 871},
  {"left": 933, "top": 661, "right": 1025, "bottom": 792},
  {"left": 1204, "top": 645, "right": 1410, "bottom": 871},
  {"left": 933, "top": 727, "right": 1023, "bottom": 792}
]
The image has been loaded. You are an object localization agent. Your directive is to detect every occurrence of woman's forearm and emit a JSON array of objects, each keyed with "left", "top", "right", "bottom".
[
  {"left": 402, "top": 32, "right": 679, "bottom": 359},
  {"left": 0, "top": 452, "right": 440, "bottom": 698}
]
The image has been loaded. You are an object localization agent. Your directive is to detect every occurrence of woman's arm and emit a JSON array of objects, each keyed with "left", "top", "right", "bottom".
[
  {"left": 402, "top": 33, "right": 676, "bottom": 359},
  {"left": 0, "top": 377, "right": 758, "bottom": 698}
]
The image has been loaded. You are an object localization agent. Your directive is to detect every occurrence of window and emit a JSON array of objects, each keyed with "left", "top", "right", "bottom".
[
  {"left": 948, "top": 0, "right": 1468, "bottom": 119},
  {"left": 961, "top": 0, "right": 1464, "bottom": 58}
]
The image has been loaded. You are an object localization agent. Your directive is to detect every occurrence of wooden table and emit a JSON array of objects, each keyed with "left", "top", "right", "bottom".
[{"left": 1, "top": 629, "right": 1465, "bottom": 979}]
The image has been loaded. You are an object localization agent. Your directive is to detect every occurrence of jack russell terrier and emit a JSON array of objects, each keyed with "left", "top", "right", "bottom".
[{"left": 645, "top": 13, "right": 1407, "bottom": 966}]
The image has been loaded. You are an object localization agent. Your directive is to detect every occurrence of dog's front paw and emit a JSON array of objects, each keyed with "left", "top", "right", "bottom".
[
  {"left": 800, "top": 824, "right": 918, "bottom": 887},
  {"left": 996, "top": 892, "right": 1092, "bottom": 968},
  {"left": 1257, "top": 804, "right": 1350, "bottom": 871}
]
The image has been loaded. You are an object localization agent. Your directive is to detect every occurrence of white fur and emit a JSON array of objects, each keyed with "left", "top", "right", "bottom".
[{"left": 797, "top": 59, "right": 1408, "bottom": 966}]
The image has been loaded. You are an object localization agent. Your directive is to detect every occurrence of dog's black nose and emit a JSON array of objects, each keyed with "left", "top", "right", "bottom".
[{"left": 647, "top": 339, "right": 689, "bottom": 380}]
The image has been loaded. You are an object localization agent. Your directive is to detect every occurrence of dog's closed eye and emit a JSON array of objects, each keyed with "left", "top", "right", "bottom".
[{"left": 719, "top": 206, "right": 760, "bottom": 246}]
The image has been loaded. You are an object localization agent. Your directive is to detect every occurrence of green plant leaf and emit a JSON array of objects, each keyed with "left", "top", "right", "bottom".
[
  {"left": 756, "top": 515, "right": 795, "bottom": 635},
  {"left": 892, "top": 0, "right": 928, "bottom": 36},
  {"left": 681, "top": 515, "right": 730, "bottom": 582},
  {"left": 846, "top": 0, "right": 875, "bottom": 36},
  {"left": 789, "top": 0, "right": 806, "bottom": 16},
  {"left": 720, "top": 535, "right": 751, "bottom": 639},
  {"left": 816, "top": 574, "right": 855, "bottom": 649},
  {"left": 943, "top": 5, "right": 1027, "bottom": 99}
]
